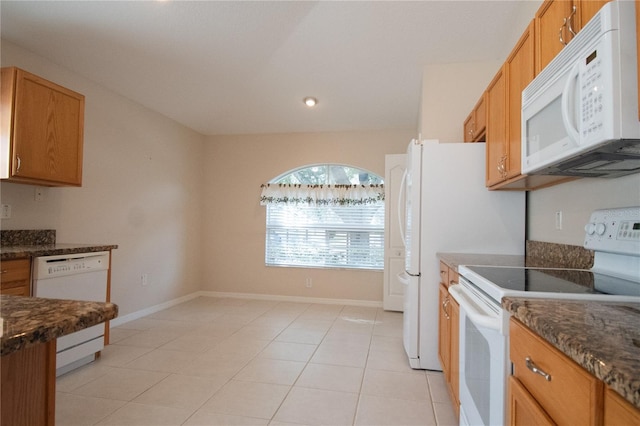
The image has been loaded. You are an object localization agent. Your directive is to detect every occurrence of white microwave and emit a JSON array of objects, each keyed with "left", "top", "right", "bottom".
[{"left": 522, "top": 0, "right": 640, "bottom": 178}]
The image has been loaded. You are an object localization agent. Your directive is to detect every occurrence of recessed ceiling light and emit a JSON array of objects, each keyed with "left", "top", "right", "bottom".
[{"left": 303, "top": 97, "right": 318, "bottom": 107}]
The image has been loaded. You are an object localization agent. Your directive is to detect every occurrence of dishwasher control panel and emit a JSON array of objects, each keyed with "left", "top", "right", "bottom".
[{"left": 33, "top": 251, "right": 110, "bottom": 279}]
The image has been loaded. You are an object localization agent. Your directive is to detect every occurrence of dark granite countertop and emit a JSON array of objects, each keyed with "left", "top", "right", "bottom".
[
  {"left": 1, "top": 295, "right": 118, "bottom": 356},
  {"left": 438, "top": 241, "right": 594, "bottom": 272},
  {"left": 504, "top": 297, "right": 640, "bottom": 409},
  {"left": 0, "top": 243, "right": 118, "bottom": 260}
]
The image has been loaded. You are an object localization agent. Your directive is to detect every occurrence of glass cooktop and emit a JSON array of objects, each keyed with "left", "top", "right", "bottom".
[{"left": 463, "top": 265, "right": 640, "bottom": 298}]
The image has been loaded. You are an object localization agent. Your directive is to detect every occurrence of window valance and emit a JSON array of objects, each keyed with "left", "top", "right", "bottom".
[{"left": 260, "top": 183, "right": 384, "bottom": 206}]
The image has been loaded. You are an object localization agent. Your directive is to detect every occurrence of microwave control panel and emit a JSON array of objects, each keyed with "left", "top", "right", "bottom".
[{"left": 580, "top": 50, "right": 605, "bottom": 140}]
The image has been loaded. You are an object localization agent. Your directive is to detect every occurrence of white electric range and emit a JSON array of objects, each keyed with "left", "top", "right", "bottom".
[{"left": 450, "top": 206, "right": 640, "bottom": 426}]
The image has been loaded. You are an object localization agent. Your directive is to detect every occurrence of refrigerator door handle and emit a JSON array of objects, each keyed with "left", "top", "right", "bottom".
[{"left": 397, "top": 169, "right": 408, "bottom": 249}]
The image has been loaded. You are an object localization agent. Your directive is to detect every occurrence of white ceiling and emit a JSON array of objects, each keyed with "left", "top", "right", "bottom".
[{"left": 1, "top": 1, "right": 541, "bottom": 136}]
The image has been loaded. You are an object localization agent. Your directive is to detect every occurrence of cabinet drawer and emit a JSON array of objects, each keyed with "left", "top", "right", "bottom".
[
  {"left": 0, "top": 258, "right": 30, "bottom": 283},
  {"left": 510, "top": 319, "right": 603, "bottom": 425},
  {"left": 0, "top": 258, "right": 31, "bottom": 296}
]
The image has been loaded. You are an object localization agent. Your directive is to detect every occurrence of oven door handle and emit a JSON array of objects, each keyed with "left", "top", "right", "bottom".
[{"left": 449, "top": 284, "right": 502, "bottom": 331}]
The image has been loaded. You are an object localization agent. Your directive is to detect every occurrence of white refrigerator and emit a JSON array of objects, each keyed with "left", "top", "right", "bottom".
[{"left": 399, "top": 139, "right": 525, "bottom": 370}]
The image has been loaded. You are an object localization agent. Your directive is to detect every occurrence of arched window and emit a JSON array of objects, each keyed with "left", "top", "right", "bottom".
[{"left": 260, "top": 164, "right": 384, "bottom": 270}]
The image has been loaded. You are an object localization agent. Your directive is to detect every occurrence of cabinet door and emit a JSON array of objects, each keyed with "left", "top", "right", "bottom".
[
  {"left": 450, "top": 295, "right": 460, "bottom": 413},
  {"left": 535, "top": 0, "right": 575, "bottom": 73},
  {"left": 576, "top": 0, "right": 610, "bottom": 32},
  {"left": 485, "top": 67, "right": 507, "bottom": 187},
  {"left": 508, "top": 376, "right": 555, "bottom": 426},
  {"left": 506, "top": 21, "right": 536, "bottom": 180},
  {"left": 438, "top": 283, "right": 451, "bottom": 378},
  {"left": 463, "top": 114, "right": 474, "bottom": 143},
  {"left": 604, "top": 386, "right": 640, "bottom": 425},
  {"left": 473, "top": 94, "right": 487, "bottom": 141},
  {"left": 10, "top": 68, "right": 84, "bottom": 186}
]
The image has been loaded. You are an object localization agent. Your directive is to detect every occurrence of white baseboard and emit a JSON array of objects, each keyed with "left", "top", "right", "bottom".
[
  {"left": 110, "top": 291, "right": 382, "bottom": 327},
  {"left": 109, "top": 292, "right": 201, "bottom": 327},
  {"left": 199, "top": 291, "right": 383, "bottom": 308}
]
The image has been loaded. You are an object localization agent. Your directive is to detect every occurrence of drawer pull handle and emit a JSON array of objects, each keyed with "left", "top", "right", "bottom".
[{"left": 526, "top": 357, "right": 551, "bottom": 381}]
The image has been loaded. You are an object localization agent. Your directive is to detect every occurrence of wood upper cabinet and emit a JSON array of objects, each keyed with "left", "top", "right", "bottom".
[
  {"left": 485, "top": 66, "right": 508, "bottom": 187},
  {"left": 1, "top": 67, "right": 84, "bottom": 186},
  {"left": 437, "top": 262, "right": 460, "bottom": 419},
  {"left": 535, "top": 0, "right": 610, "bottom": 73},
  {"left": 486, "top": 22, "right": 534, "bottom": 188},
  {"left": 463, "top": 93, "right": 487, "bottom": 143},
  {"left": 0, "top": 258, "right": 31, "bottom": 297},
  {"left": 506, "top": 21, "right": 535, "bottom": 180},
  {"left": 486, "top": 21, "right": 575, "bottom": 190}
]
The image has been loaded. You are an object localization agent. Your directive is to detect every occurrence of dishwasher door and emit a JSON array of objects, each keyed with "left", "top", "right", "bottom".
[{"left": 32, "top": 251, "right": 109, "bottom": 375}]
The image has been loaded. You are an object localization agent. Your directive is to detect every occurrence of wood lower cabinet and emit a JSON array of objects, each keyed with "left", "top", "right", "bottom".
[
  {"left": 509, "top": 318, "right": 640, "bottom": 425},
  {"left": 605, "top": 385, "right": 640, "bottom": 425},
  {"left": 508, "top": 376, "right": 555, "bottom": 426},
  {"left": 0, "top": 258, "right": 31, "bottom": 296},
  {"left": 1, "top": 67, "right": 84, "bottom": 186},
  {"left": 437, "top": 261, "right": 459, "bottom": 418},
  {"left": 1, "top": 340, "right": 56, "bottom": 426},
  {"left": 509, "top": 318, "right": 604, "bottom": 425}
]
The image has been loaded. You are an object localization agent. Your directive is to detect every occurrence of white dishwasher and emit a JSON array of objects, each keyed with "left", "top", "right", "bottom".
[{"left": 32, "top": 251, "right": 110, "bottom": 376}]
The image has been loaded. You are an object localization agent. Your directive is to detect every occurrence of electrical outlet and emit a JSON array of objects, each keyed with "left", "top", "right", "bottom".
[
  {"left": 555, "top": 211, "right": 563, "bottom": 230},
  {"left": 1, "top": 204, "right": 11, "bottom": 219},
  {"left": 141, "top": 273, "right": 149, "bottom": 286},
  {"left": 305, "top": 277, "right": 312, "bottom": 288},
  {"left": 34, "top": 187, "right": 44, "bottom": 201}
]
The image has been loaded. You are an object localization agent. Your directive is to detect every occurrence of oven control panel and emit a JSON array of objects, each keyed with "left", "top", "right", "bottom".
[{"left": 584, "top": 207, "right": 640, "bottom": 255}]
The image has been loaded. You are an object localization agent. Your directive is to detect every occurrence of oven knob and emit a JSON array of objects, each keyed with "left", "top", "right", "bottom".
[
  {"left": 585, "top": 223, "right": 596, "bottom": 234},
  {"left": 595, "top": 223, "right": 606, "bottom": 235}
]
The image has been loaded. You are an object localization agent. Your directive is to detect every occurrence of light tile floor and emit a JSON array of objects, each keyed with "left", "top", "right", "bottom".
[{"left": 56, "top": 297, "right": 456, "bottom": 426}]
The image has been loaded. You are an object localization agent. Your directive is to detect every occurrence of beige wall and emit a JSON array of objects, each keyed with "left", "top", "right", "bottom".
[
  {"left": 528, "top": 174, "right": 640, "bottom": 245},
  {"left": 420, "top": 61, "right": 500, "bottom": 142},
  {"left": 202, "top": 131, "right": 412, "bottom": 302},
  {"left": 1, "top": 41, "right": 206, "bottom": 317}
]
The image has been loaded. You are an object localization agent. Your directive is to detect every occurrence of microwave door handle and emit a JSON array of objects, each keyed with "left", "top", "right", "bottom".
[
  {"left": 449, "top": 284, "right": 502, "bottom": 331},
  {"left": 397, "top": 169, "right": 408, "bottom": 249},
  {"left": 561, "top": 62, "right": 581, "bottom": 143}
]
